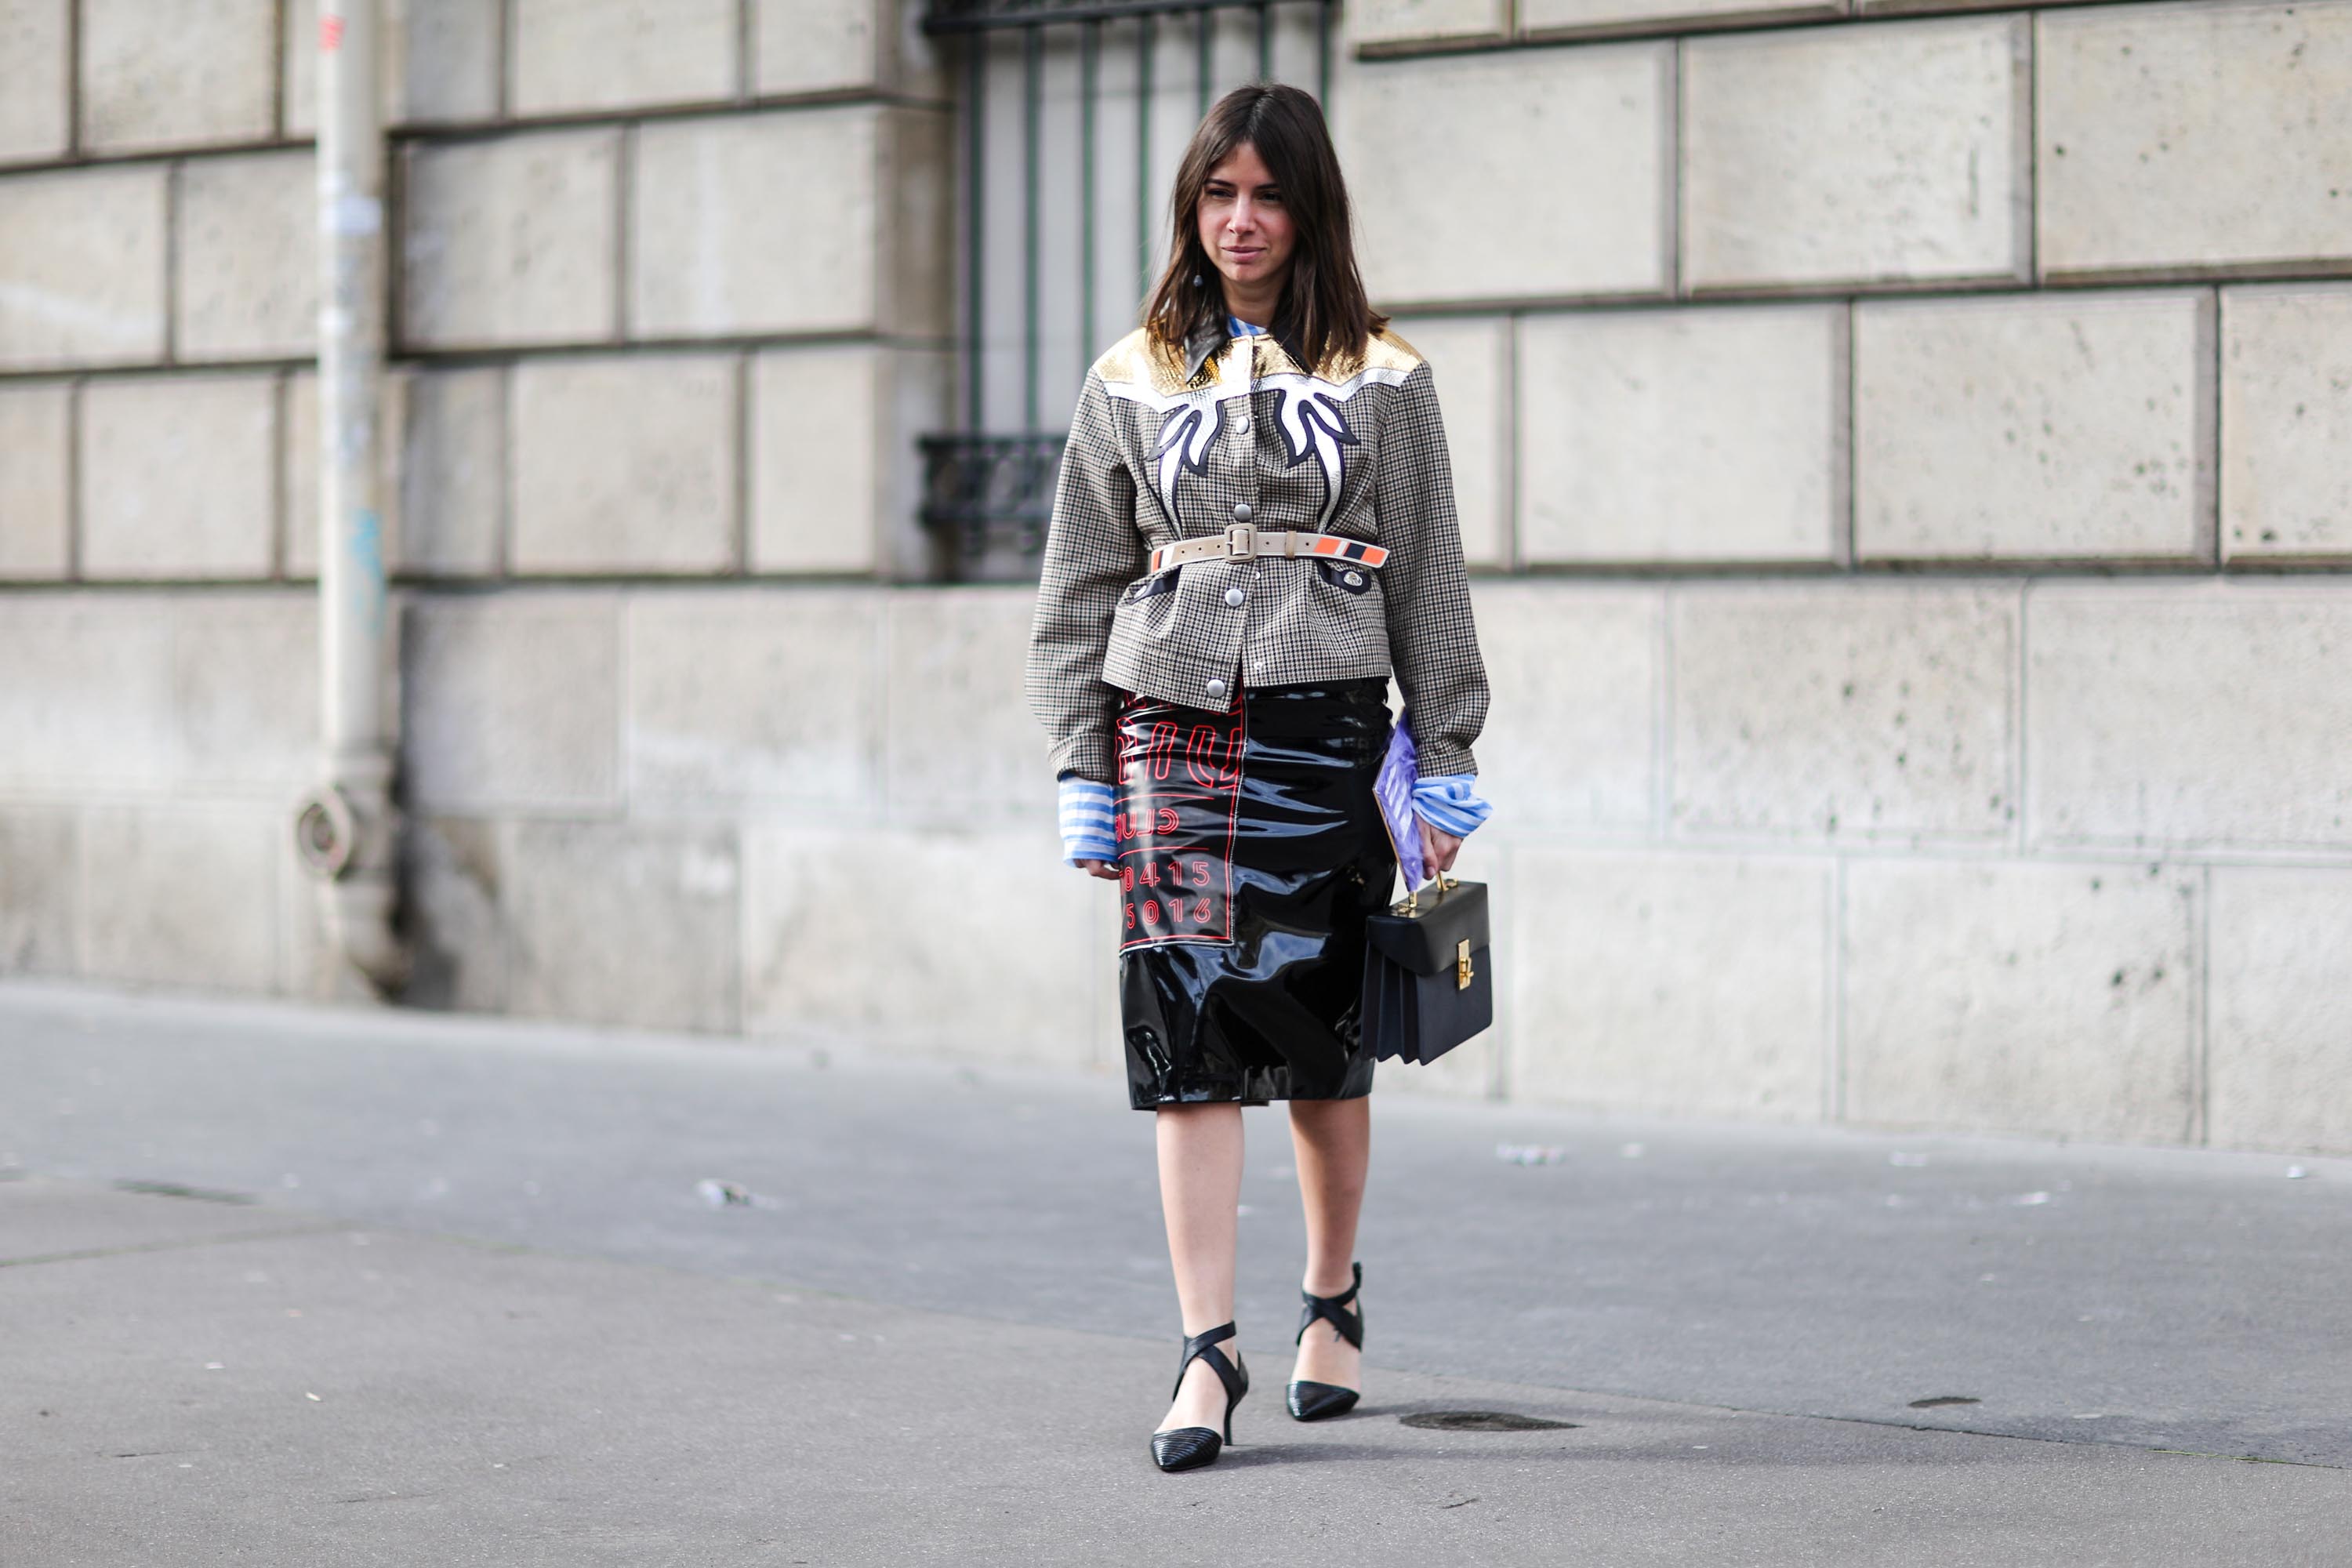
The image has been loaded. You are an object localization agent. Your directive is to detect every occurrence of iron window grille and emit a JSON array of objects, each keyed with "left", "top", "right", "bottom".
[{"left": 919, "top": 0, "right": 1338, "bottom": 581}]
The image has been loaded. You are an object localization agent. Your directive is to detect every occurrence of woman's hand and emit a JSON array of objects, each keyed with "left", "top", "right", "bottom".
[
  {"left": 1418, "top": 819, "right": 1464, "bottom": 878},
  {"left": 1075, "top": 858, "right": 1121, "bottom": 882}
]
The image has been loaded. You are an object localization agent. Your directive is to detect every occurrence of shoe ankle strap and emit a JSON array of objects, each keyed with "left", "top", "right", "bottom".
[
  {"left": 1180, "top": 1320, "right": 1236, "bottom": 1362},
  {"left": 1295, "top": 1262, "right": 1363, "bottom": 1349},
  {"left": 1174, "top": 1320, "right": 1247, "bottom": 1403},
  {"left": 1300, "top": 1261, "right": 1361, "bottom": 1309}
]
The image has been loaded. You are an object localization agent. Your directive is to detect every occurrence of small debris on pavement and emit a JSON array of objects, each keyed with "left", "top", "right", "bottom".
[
  {"left": 2012, "top": 1191, "right": 2052, "bottom": 1206},
  {"left": 695, "top": 1178, "right": 778, "bottom": 1210},
  {"left": 1494, "top": 1144, "right": 1567, "bottom": 1166},
  {"left": 2286, "top": 1166, "right": 2309, "bottom": 1179}
]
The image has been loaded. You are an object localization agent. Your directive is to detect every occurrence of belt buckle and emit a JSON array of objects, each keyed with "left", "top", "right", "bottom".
[{"left": 1224, "top": 522, "right": 1258, "bottom": 560}]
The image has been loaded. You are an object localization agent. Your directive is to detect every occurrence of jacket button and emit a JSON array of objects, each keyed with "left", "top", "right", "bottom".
[
  {"left": 1204, "top": 677, "right": 1229, "bottom": 701},
  {"left": 1232, "top": 503, "right": 1252, "bottom": 522},
  {"left": 1236, "top": 415, "right": 1252, "bottom": 434},
  {"left": 1224, "top": 586, "right": 1247, "bottom": 608}
]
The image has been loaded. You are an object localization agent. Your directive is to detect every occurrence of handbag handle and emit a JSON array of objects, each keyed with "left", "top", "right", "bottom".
[{"left": 1392, "top": 872, "right": 1459, "bottom": 918}]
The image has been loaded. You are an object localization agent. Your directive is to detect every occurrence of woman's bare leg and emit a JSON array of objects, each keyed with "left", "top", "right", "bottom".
[
  {"left": 1287, "top": 1096, "right": 1370, "bottom": 1388},
  {"left": 1156, "top": 1102, "right": 1247, "bottom": 1432}
]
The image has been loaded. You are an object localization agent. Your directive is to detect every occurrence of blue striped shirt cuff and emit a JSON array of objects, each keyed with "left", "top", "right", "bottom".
[
  {"left": 1414, "top": 772, "right": 1493, "bottom": 838},
  {"left": 1057, "top": 774, "right": 1116, "bottom": 864}
]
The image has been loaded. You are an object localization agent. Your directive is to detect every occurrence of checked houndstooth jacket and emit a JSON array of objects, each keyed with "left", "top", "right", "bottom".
[{"left": 1025, "top": 318, "right": 1490, "bottom": 786}]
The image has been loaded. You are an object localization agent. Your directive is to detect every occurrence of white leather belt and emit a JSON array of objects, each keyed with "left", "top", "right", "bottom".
[{"left": 1147, "top": 524, "right": 1391, "bottom": 575}]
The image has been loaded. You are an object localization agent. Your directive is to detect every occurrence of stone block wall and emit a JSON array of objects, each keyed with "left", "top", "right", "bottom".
[
  {"left": 0, "top": 0, "right": 1027, "bottom": 1058},
  {"left": 1329, "top": 0, "right": 2352, "bottom": 1154},
  {"left": 5, "top": 0, "right": 2350, "bottom": 1155}
]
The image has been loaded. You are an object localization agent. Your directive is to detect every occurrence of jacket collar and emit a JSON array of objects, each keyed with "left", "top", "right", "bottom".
[{"left": 1181, "top": 318, "right": 1231, "bottom": 383}]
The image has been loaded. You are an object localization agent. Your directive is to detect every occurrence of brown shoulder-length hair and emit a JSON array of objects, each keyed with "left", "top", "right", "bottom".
[{"left": 1143, "top": 82, "right": 1386, "bottom": 375}]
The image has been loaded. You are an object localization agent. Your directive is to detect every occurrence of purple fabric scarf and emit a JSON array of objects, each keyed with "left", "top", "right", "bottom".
[{"left": 1374, "top": 711, "right": 1424, "bottom": 890}]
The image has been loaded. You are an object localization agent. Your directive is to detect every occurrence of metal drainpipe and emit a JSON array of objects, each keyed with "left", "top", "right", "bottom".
[{"left": 293, "top": 0, "right": 408, "bottom": 996}]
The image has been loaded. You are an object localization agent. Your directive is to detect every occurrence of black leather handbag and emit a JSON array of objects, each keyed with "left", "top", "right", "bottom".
[{"left": 1360, "top": 875, "right": 1494, "bottom": 1065}]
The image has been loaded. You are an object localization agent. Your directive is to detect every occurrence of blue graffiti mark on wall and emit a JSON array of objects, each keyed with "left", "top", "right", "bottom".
[{"left": 347, "top": 510, "right": 386, "bottom": 637}]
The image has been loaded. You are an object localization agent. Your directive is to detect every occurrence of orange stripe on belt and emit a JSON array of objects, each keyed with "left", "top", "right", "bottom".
[{"left": 1306, "top": 537, "right": 1389, "bottom": 566}]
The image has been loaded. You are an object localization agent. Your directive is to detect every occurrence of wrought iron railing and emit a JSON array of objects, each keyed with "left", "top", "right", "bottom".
[
  {"left": 917, "top": 0, "right": 1337, "bottom": 580},
  {"left": 917, "top": 431, "right": 1067, "bottom": 571}
]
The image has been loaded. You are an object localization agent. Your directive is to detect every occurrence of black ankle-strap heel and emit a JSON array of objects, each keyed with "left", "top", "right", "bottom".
[
  {"left": 1286, "top": 1261, "right": 1363, "bottom": 1421},
  {"left": 1151, "top": 1320, "right": 1250, "bottom": 1472}
]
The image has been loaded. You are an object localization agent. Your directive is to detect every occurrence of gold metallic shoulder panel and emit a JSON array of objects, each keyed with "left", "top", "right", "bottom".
[
  {"left": 1259, "top": 326, "right": 1427, "bottom": 383},
  {"left": 1094, "top": 323, "right": 1426, "bottom": 396},
  {"left": 1365, "top": 326, "right": 1426, "bottom": 375},
  {"left": 1092, "top": 327, "right": 1194, "bottom": 397}
]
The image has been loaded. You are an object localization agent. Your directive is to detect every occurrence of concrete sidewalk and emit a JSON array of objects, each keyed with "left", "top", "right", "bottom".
[{"left": 3, "top": 979, "right": 2348, "bottom": 1565}]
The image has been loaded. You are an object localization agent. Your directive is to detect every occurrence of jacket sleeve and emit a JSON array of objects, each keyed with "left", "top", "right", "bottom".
[
  {"left": 1376, "top": 361, "right": 1490, "bottom": 777},
  {"left": 1025, "top": 370, "right": 1147, "bottom": 784}
]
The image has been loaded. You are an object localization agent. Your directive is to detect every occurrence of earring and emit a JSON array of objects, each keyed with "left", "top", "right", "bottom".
[{"left": 1192, "top": 272, "right": 1203, "bottom": 288}]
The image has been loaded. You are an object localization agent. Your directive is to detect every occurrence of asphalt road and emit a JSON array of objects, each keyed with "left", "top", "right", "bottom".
[{"left": 4, "top": 978, "right": 2347, "bottom": 1565}]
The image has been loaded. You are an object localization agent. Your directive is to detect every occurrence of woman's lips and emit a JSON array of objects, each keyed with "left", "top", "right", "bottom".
[{"left": 1226, "top": 248, "right": 1264, "bottom": 263}]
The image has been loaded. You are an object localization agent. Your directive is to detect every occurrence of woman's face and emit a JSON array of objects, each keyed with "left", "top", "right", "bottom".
[{"left": 1196, "top": 141, "right": 1294, "bottom": 302}]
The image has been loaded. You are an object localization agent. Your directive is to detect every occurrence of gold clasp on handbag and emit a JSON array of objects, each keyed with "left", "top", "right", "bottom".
[{"left": 1456, "top": 938, "right": 1473, "bottom": 990}]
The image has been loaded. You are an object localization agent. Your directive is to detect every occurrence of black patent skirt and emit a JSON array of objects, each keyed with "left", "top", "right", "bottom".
[{"left": 1113, "top": 677, "right": 1401, "bottom": 1110}]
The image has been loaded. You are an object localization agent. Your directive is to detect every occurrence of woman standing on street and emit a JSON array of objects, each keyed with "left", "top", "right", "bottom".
[{"left": 1025, "top": 82, "right": 1491, "bottom": 1472}]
